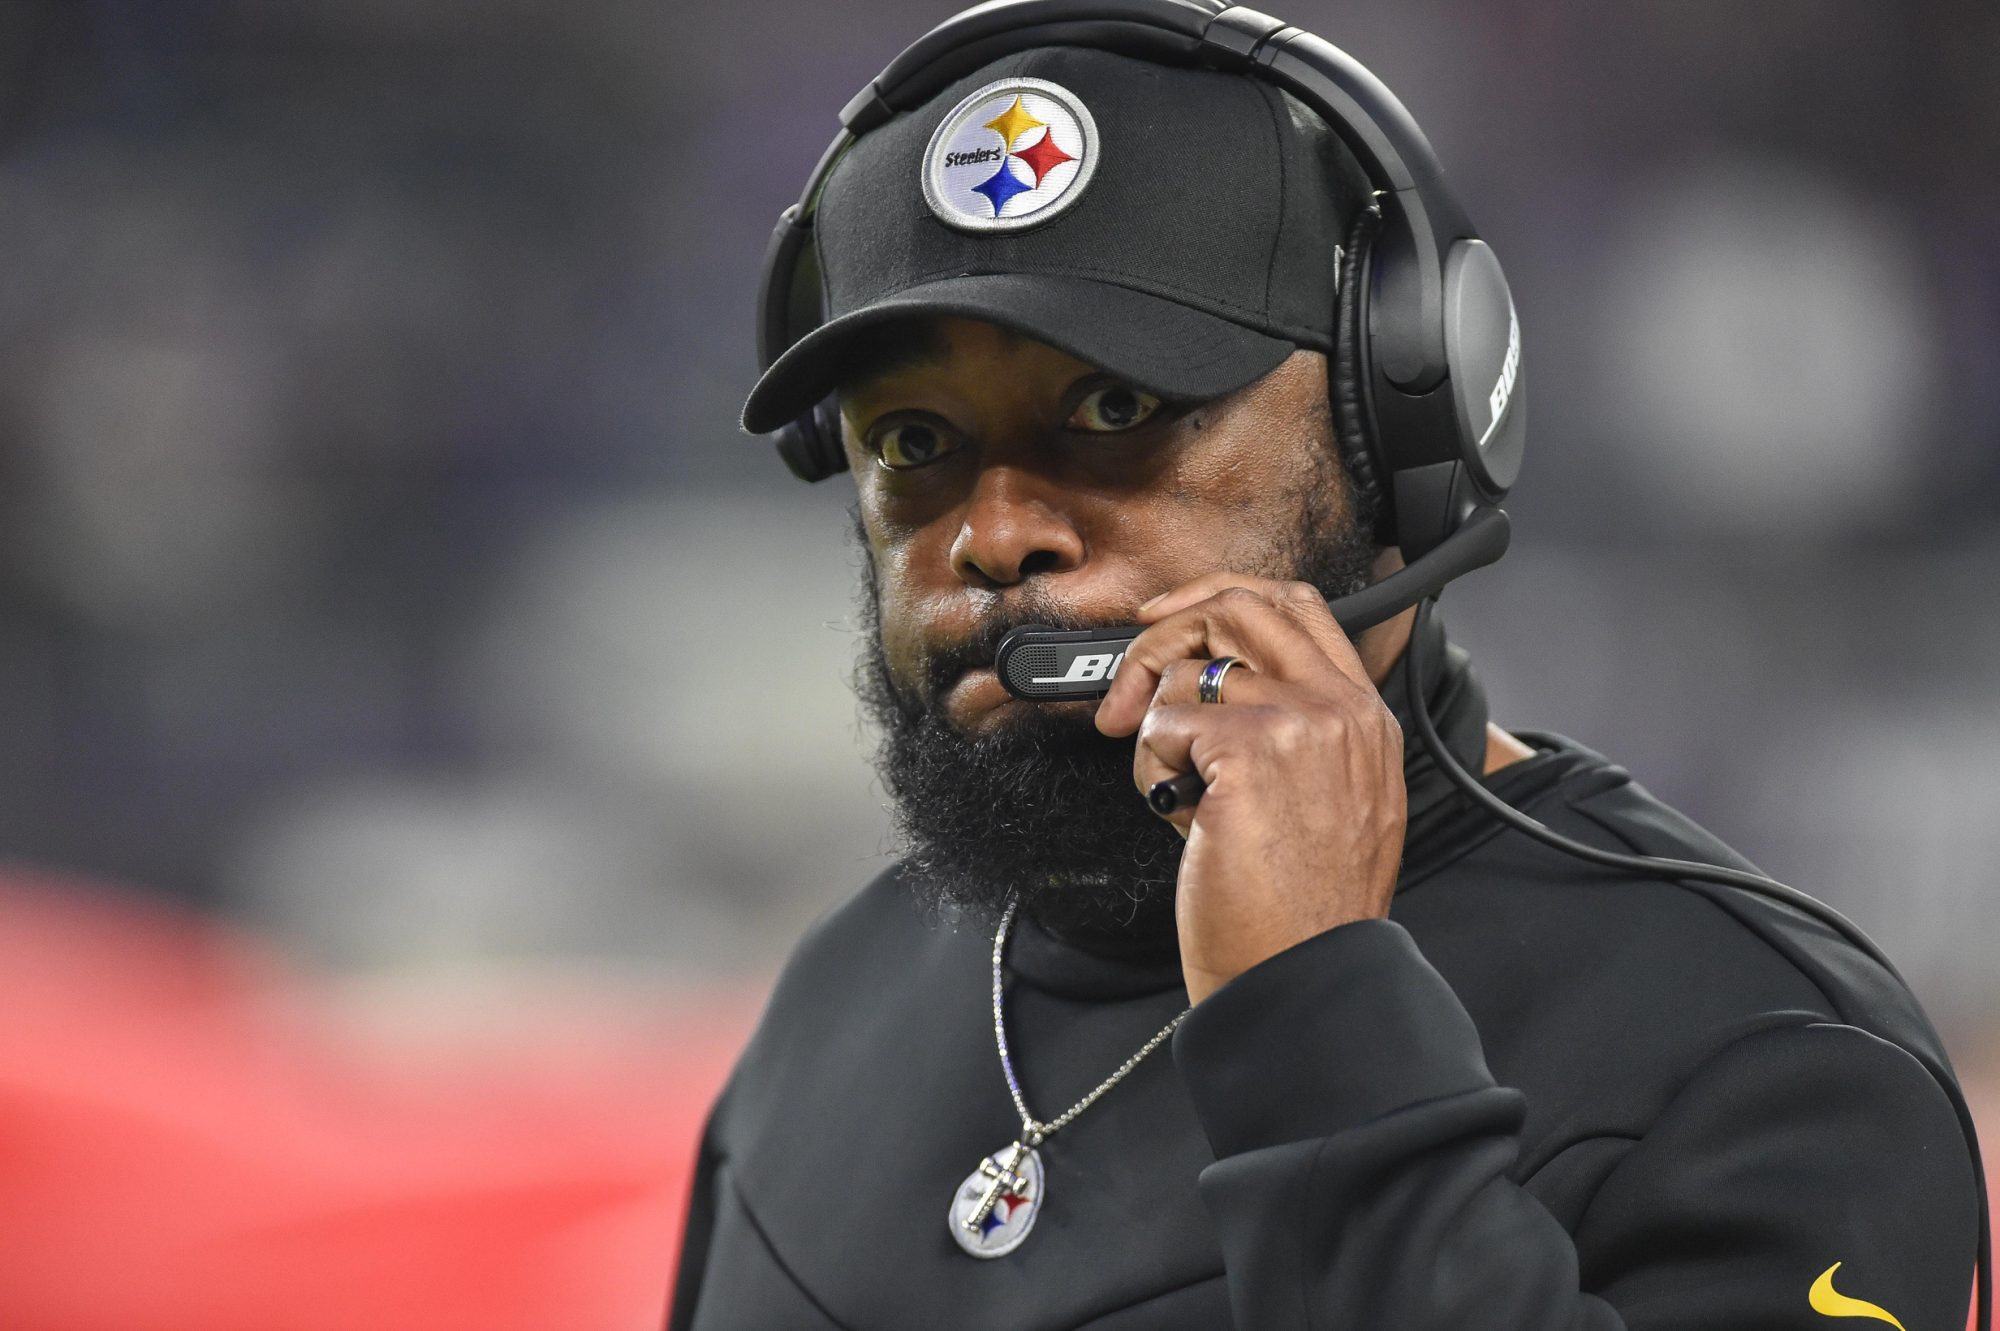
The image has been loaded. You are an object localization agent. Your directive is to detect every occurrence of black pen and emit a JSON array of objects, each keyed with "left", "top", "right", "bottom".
[{"left": 1147, "top": 772, "right": 1206, "bottom": 816}]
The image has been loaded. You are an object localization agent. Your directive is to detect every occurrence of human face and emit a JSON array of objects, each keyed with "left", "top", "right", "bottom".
[{"left": 841, "top": 317, "right": 1360, "bottom": 737}]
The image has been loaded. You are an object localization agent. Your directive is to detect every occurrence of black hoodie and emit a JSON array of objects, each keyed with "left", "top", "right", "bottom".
[{"left": 667, "top": 621, "right": 1980, "bottom": 1330}]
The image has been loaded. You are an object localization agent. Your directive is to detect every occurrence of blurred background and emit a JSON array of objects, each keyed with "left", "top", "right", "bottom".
[{"left": 0, "top": 1, "right": 1994, "bottom": 1327}]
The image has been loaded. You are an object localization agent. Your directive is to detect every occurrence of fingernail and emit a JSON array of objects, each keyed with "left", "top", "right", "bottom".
[{"left": 1138, "top": 592, "right": 1165, "bottom": 611}]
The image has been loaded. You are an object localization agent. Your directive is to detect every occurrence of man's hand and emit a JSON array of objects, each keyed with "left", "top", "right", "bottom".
[{"left": 1094, "top": 574, "right": 1407, "bottom": 1004}]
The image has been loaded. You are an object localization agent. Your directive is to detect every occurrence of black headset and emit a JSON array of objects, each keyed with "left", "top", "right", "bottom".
[{"left": 753, "top": 4, "right": 1989, "bottom": 1324}]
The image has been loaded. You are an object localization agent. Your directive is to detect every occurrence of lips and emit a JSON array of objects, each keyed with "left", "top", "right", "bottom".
[
  {"left": 923, "top": 647, "right": 998, "bottom": 705},
  {"left": 945, "top": 659, "right": 996, "bottom": 689},
  {"left": 939, "top": 666, "right": 1012, "bottom": 728},
  {"left": 943, "top": 663, "right": 1000, "bottom": 700}
]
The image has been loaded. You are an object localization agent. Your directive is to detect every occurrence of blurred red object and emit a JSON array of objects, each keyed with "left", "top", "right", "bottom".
[
  {"left": 2, "top": 866, "right": 1988, "bottom": 1329},
  {"left": 0, "top": 867, "right": 756, "bottom": 1331}
]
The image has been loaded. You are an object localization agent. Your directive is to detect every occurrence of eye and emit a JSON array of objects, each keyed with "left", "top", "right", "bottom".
[
  {"left": 1066, "top": 383, "right": 1162, "bottom": 433},
  {"left": 869, "top": 419, "right": 959, "bottom": 471}
]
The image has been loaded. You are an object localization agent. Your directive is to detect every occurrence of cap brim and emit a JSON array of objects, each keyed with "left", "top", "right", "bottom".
[{"left": 741, "top": 273, "right": 1298, "bottom": 434}]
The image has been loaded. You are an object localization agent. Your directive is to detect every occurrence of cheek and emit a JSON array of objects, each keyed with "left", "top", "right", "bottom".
[
  {"left": 862, "top": 499, "right": 945, "bottom": 601},
  {"left": 1164, "top": 352, "right": 1337, "bottom": 527},
  {"left": 860, "top": 508, "right": 950, "bottom": 678},
  {"left": 853, "top": 452, "right": 963, "bottom": 552},
  {"left": 1133, "top": 425, "right": 1316, "bottom": 569}
]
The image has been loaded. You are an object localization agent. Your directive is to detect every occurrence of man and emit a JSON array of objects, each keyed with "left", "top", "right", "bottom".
[{"left": 668, "top": 22, "right": 1983, "bottom": 1331}]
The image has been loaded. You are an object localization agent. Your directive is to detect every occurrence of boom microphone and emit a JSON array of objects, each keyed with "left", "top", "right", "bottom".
[{"left": 995, "top": 505, "right": 1511, "bottom": 703}]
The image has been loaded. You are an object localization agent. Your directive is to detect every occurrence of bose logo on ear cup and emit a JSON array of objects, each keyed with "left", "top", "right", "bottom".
[{"left": 1483, "top": 309, "right": 1520, "bottom": 448}]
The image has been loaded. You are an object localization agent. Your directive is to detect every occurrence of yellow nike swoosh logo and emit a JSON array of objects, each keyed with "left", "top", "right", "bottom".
[{"left": 1810, "top": 1262, "right": 1906, "bottom": 1329}]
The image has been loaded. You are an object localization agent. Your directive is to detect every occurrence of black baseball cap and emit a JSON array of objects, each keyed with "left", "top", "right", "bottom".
[{"left": 741, "top": 44, "right": 1367, "bottom": 434}]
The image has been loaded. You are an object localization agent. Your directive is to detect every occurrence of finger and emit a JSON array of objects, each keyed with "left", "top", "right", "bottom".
[
  {"left": 1131, "top": 701, "right": 1258, "bottom": 831},
  {"left": 1132, "top": 702, "right": 1218, "bottom": 790},
  {"left": 1134, "top": 697, "right": 1403, "bottom": 810},
  {"left": 1145, "top": 655, "right": 1293, "bottom": 711},
  {"left": 1261, "top": 578, "right": 1376, "bottom": 692},
  {"left": 1096, "top": 586, "right": 1341, "bottom": 736},
  {"left": 1145, "top": 572, "right": 1373, "bottom": 693}
]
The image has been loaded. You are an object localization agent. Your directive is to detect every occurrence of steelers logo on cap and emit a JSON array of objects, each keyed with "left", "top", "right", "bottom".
[{"left": 922, "top": 78, "right": 1099, "bottom": 233}]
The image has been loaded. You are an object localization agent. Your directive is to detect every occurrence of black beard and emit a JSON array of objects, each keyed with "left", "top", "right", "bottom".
[{"left": 852, "top": 451, "right": 1379, "bottom": 945}]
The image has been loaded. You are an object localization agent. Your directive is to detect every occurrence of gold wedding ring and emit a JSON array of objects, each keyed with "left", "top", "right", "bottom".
[{"left": 1197, "top": 655, "right": 1242, "bottom": 704}]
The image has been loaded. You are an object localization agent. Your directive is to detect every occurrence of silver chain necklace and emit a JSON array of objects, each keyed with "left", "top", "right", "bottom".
[{"left": 946, "top": 897, "right": 1190, "bottom": 1258}]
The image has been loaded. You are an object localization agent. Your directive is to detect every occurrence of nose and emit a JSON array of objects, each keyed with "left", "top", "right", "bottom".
[{"left": 949, "top": 464, "right": 1086, "bottom": 589}]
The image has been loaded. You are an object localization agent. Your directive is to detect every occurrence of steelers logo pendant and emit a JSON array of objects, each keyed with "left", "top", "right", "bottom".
[{"left": 947, "top": 1141, "right": 1044, "bottom": 1258}]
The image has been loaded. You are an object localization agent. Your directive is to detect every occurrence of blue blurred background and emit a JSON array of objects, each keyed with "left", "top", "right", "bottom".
[{"left": 0, "top": 1, "right": 1995, "bottom": 1326}]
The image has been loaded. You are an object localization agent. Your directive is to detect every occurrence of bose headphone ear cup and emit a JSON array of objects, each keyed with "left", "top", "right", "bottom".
[
  {"left": 775, "top": 397, "right": 849, "bottom": 482},
  {"left": 1331, "top": 204, "right": 1391, "bottom": 544}
]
